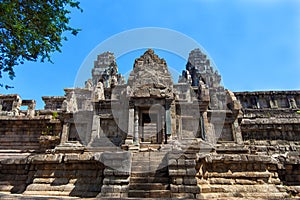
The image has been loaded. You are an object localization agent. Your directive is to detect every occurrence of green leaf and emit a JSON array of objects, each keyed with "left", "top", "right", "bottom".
[{"left": 0, "top": 0, "right": 82, "bottom": 88}]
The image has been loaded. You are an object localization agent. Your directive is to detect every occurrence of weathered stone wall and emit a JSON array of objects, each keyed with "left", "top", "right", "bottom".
[
  {"left": 235, "top": 91, "right": 300, "bottom": 142},
  {"left": 42, "top": 96, "right": 65, "bottom": 111},
  {"left": 24, "top": 153, "right": 105, "bottom": 197},
  {"left": 0, "top": 116, "right": 62, "bottom": 152},
  {"left": 0, "top": 162, "right": 30, "bottom": 194},
  {"left": 0, "top": 152, "right": 131, "bottom": 198},
  {"left": 196, "top": 152, "right": 289, "bottom": 199},
  {"left": 235, "top": 91, "right": 300, "bottom": 109},
  {"left": 168, "top": 150, "right": 200, "bottom": 199}
]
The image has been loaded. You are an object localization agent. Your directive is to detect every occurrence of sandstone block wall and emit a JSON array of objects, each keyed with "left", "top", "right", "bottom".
[{"left": 0, "top": 117, "right": 62, "bottom": 152}]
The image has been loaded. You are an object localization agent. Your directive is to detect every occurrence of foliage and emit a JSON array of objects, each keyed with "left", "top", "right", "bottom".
[
  {"left": 0, "top": 0, "right": 82, "bottom": 88},
  {"left": 41, "top": 125, "right": 53, "bottom": 135},
  {"left": 52, "top": 111, "right": 58, "bottom": 119},
  {"left": 297, "top": 110, "right": 300, "bottom": 114}
]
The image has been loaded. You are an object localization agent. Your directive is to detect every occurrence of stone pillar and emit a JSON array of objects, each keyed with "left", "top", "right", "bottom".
[
  {"left": 203, "top": 112, "right": 215, "bottom": 143},
  {"left": 161, "top": 110, "right": 165, "bottom": 144},
  {"left": 177, "top": 116, "right": 182, "bottom": 141},
  {"left": 166, "top": 107, "right": 172, "bottom": 136},
  {"left": 134, "top": 107, "right": 139, "bottom": 145},
  {"left": 165, "top": 108, "right": 171, "bottom": 144},
  {"left": 233, "top": 119, "right": 243, "bottom": 144},
  {"left": 200, "top": 113, "right": 206, "bottom": 140},
  {"left": 60, "top": 123, "right": 70, "bottom": 145},
  {"left": 125, "top": 107, "right": 134, "bottom": 145},
  {"left": 88, "top": 115, "right": 100, "bottom": 147}
]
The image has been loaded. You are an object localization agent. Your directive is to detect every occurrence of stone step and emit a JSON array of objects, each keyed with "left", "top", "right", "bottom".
[
  {"left": 0, "top": 143, "right": 40, "bottom": 147},
  {"left": 0, "top": 145, "right": 40, "bottom": 149},
  {"left": 25, "top": 183, "right": 75, "bottom": 192},
  {"left": 23, "top": 188, "right": 100, "bottom": 197},
  {"left": 131, "top": 161, "right": 168, "bottom": 166},
  {"left": 129, "top": 177, "right": 170, "bottom": 184},
  {"left": 132, "top": 156, "right": 167, "bottom": 161},
  {"left": 131, "top": 166, "right": 168, "bottom": 172},
  {"left": 32, "top": 178, "right": 55, "bottom": 184},
  {"left": 131, "top": 160, "right": 167, "bottom": 165},
  {"left": 200, "top": 184, "right": 283, "bottom": 193},
  {"left": 0, "top": 134, "right": 40, "bottom": 138},
  {"left": 0, "top": 180, "right": 27, "bottom": 193},
  {"left": 33, "top": 170, "right": 101, "bottom": 179},
  {"left": 32, "top": 177, "right": 102, "bottom": 185},
  {"left": 132, "top": 154, "right": 167, "bottom": 159},
  {"left": 23, "top": 190, "right": 71, "bottom": 196},
  {"left": 129, "top": 183, "right": 169, "bottom": 190},
  {"left": 132, "top": 159, "right": 167, "bottom": 163},
  {"left": 197, "top": 192, "right": 289, "bottom": 199},
  {"left": 130, "top": 170, "right": 168, "bottom": 177},
  {"left": 133, "top": 152, "right": 167, "bottom": 157},
  {"left": 128, "top": 190, "right": 171, "bottom": 198},
  {"left": 139, "top": 144, "right": 162, "bottom": 150},
  {"left": 0, "top": 137, "right": 39, "bottom": 142},
  {"left": 0, "top": 175, "right": 27, "bottom": 182},
  {"left": 0, "top": 184, "right": 14, "bottom": 192},
  {"left": 0, "top": 144, "right": 40, "bottom": 150},
  {"left": 86, "top": 147, "right": 121, "bottom": 152},
  {"left": 0, "top": 155, "right": 31, "bottom": 161},
  {"left": 143, "top": 126, "right": 156, "bottom": 128}
]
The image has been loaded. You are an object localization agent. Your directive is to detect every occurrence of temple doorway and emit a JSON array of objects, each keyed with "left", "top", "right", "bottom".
[{"left": 139, "top": 110, "right": 162, "bottom": 144}]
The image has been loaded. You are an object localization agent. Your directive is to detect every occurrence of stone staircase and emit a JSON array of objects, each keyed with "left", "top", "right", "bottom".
[
  {"left": 142, "top": 123, "right": 157, "bottom": 142},
  {"left": 128, "top": 151, "right": 171, "bottom": 198}
]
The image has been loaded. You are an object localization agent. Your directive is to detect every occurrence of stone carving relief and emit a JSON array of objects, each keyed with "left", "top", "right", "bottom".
[
  {"left": 85, "top": 79, "right": 93, "bottom": 90},
  {"left": 269, "top": 96, "right": 278, "bottom": 108},
  {"left": 12, "top": 97, "right": 22, "bottom": 116},
  {"left": 93, "top": 81, "right": 105, "bottom": 101},
  {"left": 62, "top": 91, "right": 78, "bottom": 112},
  {"left": 27, "top": 103, "right": 36, "bottom": 117},
  {"left": 288, "top": 96, "right": 298, "bottom": 109},
  {"left": 127, "top": 49, "right": 173, "bottom": 98}
]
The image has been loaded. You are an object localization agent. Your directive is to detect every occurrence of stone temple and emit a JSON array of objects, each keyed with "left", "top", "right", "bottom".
[{"left": 0, "top": 49, "right": 300, "bottom": 199}]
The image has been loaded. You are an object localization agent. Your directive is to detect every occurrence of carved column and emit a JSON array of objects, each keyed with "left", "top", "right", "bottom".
[
  {"left": 134, "top": 107, "right": 139, "bottom": 145},
  {"left": 165, "top": 104, "right": 172, "bottom": 136},
  {"left": 200, "top": 113, "right": 206, "bottom": 140},
  {"left": 165, "top": 106, "right": 171, "bottom": 144},
  {"left": 125, "top": 102, "right": 134, "bottom": 145},
  {"left": 125, "top": 111, "right": 134, "bottom": 145}
]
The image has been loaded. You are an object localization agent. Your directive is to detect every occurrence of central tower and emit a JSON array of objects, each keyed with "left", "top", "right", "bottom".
[{"left": 127, "top": 49, "right": 174, "bottom": 145}]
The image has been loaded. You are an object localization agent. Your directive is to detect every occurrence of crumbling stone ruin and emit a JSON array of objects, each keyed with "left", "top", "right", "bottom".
[{"left": 0, "top": 49, "right": 300, "bottom": 199}]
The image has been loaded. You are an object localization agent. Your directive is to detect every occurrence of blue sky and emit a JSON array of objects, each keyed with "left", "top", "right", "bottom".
[{"left": 2, "top": 0, "right": 300, "bottom": 109}]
